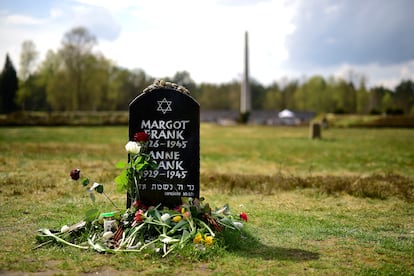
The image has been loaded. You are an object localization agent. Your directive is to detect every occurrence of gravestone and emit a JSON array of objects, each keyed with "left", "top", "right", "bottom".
[
  {"left": 128, "top": 80, "right": 200, "bottom": 208},
  {"left": 310, "top": 122, "right": 321, "bottom": 139}
]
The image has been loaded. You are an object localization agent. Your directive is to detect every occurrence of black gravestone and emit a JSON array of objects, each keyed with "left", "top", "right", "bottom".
[{"left": 128, "top": 81, "right": 200, "bottom": 208}]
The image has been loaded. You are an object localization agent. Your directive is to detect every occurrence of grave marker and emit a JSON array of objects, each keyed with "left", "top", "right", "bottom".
[
  {"left": 310, "top": 122, "right": 322, "bottom": 139},
  {"left": 128, "top": 80, "right": 200, "bottom": 208}
]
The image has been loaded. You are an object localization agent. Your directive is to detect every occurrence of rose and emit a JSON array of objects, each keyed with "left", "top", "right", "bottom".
[
  {"left": 134, "top": 132, "right": 149, "bottom": 142},
  {"left": 239, "top": 212, "right": 248, "bottom": 222},
  {"left": 70, "top": 168, "right": 81, "bottom": 180},
  {"left": 132, "top": 209, "right": 145, "bottom": 227},
  {"left": 160, "top": 213, "right": 171, "bottom": 222},
  {"left": 132, "top": 200, "right": 147, "bottom": 210},
  {"left": 233, "top": 222, "right": 244, "bottom": 230},
  {"left": 125, "top": 141, "right": 141, "bottom": 154}
]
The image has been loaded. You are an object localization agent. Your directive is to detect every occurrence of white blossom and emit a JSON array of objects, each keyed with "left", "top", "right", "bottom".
[
  {"left": 60, "top": 225, "right": 70, "bottom": 233},
  {"left": 160, "top": 213, "right": 171, "bottom": 222},
  {"left": 233, "top": 222, "right": 244, "bottom": 230},
  {"left": 125, "top": 141, "right": 141, "bottom": 154}
]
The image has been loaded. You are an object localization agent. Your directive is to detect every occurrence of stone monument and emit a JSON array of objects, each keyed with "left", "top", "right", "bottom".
[{"left": 128, "top": 80, "right": 200, "bottom": 208}]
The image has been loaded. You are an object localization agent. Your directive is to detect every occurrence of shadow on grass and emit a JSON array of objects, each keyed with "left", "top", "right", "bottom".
[{"left": 221, "top": 229, "right": 320, "bottom": 262}]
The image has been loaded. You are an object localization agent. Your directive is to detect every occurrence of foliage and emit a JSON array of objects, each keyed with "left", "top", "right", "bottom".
[
  {"left": 35, "top": 130, "right": 248, "bottom": 258},
  {"left": 7, "top": 26, "right": 414, "bottom": 115},
  {"left": 114, "top": 131, "right": 157, "bottom": 204},
  {"left": 0, "top": 54, "right": 19, "bottom": 113},
  {"left": 36, "top": 197, "right": 247, "bottom": 258},
  {"left": 18, "top": 40, "right": 38, "bottom": 81}
]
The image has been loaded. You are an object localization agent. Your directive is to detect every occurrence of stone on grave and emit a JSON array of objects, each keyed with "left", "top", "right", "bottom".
[
  {"left": 310, "top": 122, "right": 322, "bottom": 139},
  {"left": 128, "top": 80, "right": 200, "bottom": 208}
]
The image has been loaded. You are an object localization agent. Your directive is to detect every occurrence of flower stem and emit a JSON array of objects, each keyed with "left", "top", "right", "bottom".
[{"left": 103, "top": 192, "right": 118, "bottom": 209}]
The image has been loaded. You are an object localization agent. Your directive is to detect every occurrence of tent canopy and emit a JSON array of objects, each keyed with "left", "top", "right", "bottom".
[{"left": 278, "top": 109, "right": 295, "bottom": 118}]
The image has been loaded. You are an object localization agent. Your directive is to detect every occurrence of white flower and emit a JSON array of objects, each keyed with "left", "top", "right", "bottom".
[
  {"left": 233, "top": 222, "right": 244, "bottom": 230},
  {"left": 102, "top": 231, "right": 114, "bottom": 240},
  {"left": 90, "top": 182, "right": 101, "bottom": 191},
  {"left": 160, "top": 213, "right": 171, "bottom": 222},
  {"left": 60, "top": 225, "right": 70, "bottom": 233},
  {"left": 125, "top": 141, "right": 141, "bottom": 154}
]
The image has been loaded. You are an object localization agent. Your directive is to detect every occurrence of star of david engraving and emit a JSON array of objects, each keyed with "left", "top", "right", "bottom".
[{"left": 157, "top": 98, "right": 172, "bottom": 114}]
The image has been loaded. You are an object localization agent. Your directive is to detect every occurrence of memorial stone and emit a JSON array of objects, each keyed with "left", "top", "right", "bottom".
[
  {"left": 128, "top": 80, "right": 200, "bottom": 208},
  {"left": 310, "top": 122, "right": 322, "bottom": 139}
]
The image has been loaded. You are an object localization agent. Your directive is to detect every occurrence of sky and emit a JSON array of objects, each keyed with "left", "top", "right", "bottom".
[{"left": 1, "top": 0, "right": 414, "bottom": 89}]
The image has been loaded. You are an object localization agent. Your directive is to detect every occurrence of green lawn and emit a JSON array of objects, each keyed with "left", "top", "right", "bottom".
[{"left": 0, "top": 125, "right": 413, "bottom": 275}]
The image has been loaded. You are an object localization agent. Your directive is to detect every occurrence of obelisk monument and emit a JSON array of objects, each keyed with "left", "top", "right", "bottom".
[{"left": 240, "top": 31, "right": 251, "bottom": 114}]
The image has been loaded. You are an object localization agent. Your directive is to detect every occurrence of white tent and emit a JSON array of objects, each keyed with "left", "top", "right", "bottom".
[{"left": 278, "top": 109, "right": 295, "bottom": 118}]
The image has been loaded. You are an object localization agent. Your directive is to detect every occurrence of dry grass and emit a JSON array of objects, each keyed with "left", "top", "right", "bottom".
[
  {"left": 1, "top": 125, "right": 413, "bottom": 274},
  {"left": 202, "top": 171, "right": 414, "bottom": 202}
]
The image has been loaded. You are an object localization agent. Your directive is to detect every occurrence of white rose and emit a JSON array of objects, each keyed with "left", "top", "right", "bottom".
[
  {"left": 160, "top": 213, "right": 171, "bottom": 222},
  {"left": 102, "top": 231, "right": 114, "bottom": 240},
  {"left": 60, "top": 225, "right": 70, "bottom": 233},
  {"left": 125, "top": 141, "right": 141, "bottom": 154},
  {"left": 233, "top": 222, "right": 244, "bottom": 230}
]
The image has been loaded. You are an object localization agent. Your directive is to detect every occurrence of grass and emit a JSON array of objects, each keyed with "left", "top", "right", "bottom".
[{"left": 0, "top": 125, "right": 414, "bottom": 275}]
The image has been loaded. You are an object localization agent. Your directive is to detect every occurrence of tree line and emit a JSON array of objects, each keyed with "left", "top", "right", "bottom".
[{"left": 1, "top": 26, "right": 413, "bottom": 115}]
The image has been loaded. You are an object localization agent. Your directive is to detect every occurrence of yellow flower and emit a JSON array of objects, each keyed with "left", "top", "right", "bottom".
[
  {"left": 193, "top": 233, "right": 203, "bottom": 244},
  {"left": 172, "top": 215, "right": 182, "bottom": 223},
  {"left": 204, "top": 235, "right": 214, "bottom": 246}
]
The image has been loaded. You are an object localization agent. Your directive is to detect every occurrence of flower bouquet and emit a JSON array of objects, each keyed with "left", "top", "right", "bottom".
[{"left": 36, "top": 132, "right": 248, "bottom": 257}]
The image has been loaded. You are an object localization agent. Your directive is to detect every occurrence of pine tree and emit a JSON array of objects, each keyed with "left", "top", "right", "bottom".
[{"left": 0, "top": 54, "right": 19, "bottom": 113}]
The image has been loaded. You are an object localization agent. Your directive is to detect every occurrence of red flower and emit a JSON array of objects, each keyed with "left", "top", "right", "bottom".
[
  {"left": 132, "top": 200, "right": 147, "bottom": 210},
  {"left": 239, "top": 212, "right": 248, "bottom": 222},
  {"left": 132, "top": 209, "right": 145, "bottom": 226},
  {"left": 134, "top": 132, "right": 149, "bottom": 142},
  {"left": 70, "top": 168, "right": 80, "bottom": 180}
]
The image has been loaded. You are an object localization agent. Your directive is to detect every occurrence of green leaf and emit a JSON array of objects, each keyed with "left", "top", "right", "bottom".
[
  {"left": 37, "top": 228, "right": 88, "bottom": 249},
  {"left": 180, "top": 229, "right": 191, "bottom": 246},
  {"left": 116, "top": 160, "right": 127, "bottom": 169},
  {"left": 150, "top": 161, "right": 158, "bottom": 170},
  {"left": 88, "top": 238, "right": 109, "bottom": 253},
  {"left": 136, "top": 163, "right": 146, "bottom": 171},
  {"left": 81, "top": 178, "right": 90, "bottom": 186},
  {"left": 115, "top": 171, "right": 128, "bottom": 192},
  {"left": 168, "top": 219, "right": 188, "bottom": 235}
]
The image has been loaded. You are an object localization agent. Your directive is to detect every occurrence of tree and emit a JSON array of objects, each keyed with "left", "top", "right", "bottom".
[
  {"left": 59, "top": 26, "right": 97, "bottom": 110},
  {"left": 368, "top": 86, "right": 390, "bottom": 114},
  {"left": 294, "top": 75, "right": 327, "bottom": 112},
  {"left": 171, "top": 71, "right": 196, "bottom": 94},
  {"left": 250, "top": 79, "right": 266, "bottom": 110},
  {"left": 262, "top": 82, "right": 280, "bottom": 110},
  {"left": 19, "top": 40, "right": 38, "bottom": 81},
  {"left": 17, "top": 40, "right": 41, "bottom": 110},
  {"left": 281, "top": 80, "right": 299, "bottom": 110},
  {"left": 332, "top": 79, "right": 357, "bottom": 113},
  {"left": 394, "top": 80, "right": 414, "bottom": 114},
  {"left": 0, "top": 54, "right": 19, "bottom": 113}
]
